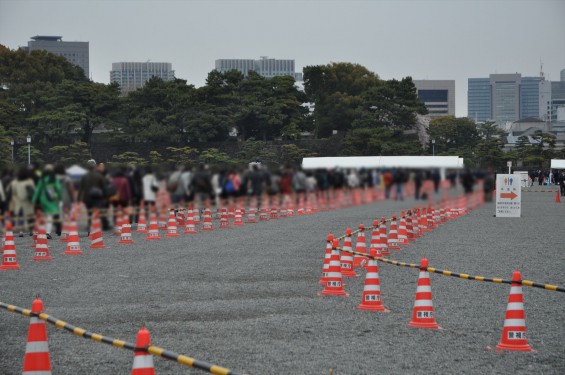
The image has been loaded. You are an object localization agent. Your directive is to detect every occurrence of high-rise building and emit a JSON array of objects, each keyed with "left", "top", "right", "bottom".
[
  {"left": 215, "top": 56, "right": 302, "bottom": 81},
  {"left": 413, "top": 80, "right": 455, "bottom": 118},
  {"left": 110, "top": 62, "right": 175, "bottom": 94},
  {"left": 24, "top": 35, "right": 89, "bottom": 77},
  {"left": 490, "top": 73, "right": 521, "bottom": 124},
  {"left": 468, "top": 73, "right": 547, "bottom": 124},
  {"left": 467, "top": 78, "right": 492, "bottom": 122}
]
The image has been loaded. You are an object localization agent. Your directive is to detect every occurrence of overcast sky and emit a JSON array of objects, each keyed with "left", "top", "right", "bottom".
[{"left": 1, "top": 0, "right": 564, "bottom": 117}]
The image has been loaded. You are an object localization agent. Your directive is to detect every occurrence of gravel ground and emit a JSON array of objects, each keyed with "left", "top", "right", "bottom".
[{"left": 0, "top": 188, "right": 564, "bottom": 374}]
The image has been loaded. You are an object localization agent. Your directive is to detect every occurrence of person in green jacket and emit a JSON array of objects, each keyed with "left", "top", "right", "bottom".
[{"left": 32, "top": 164, "right": 62, "bottom": 239}]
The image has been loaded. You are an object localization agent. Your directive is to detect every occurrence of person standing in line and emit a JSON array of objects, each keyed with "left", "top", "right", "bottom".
[
  {"left": 8, "top": 168, "right": 36, "bottom": 237},
  {"left": 141, "top": 166, "right": 160, "bottom": 215},
  {"left": 54, "top": 163, "right": 75, "bottom": 236},
  {"left": 32, "top": 164, "right": 62, "bottom": 239},
  {"left": 77, "top": 159, "right": 108, "bottom": 233},
  {"left": 190, "top": 163, "right": 213, "bottom": 209}
]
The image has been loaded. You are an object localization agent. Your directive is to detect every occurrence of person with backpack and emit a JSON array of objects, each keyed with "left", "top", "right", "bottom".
[
  {"left": 190, "top": 163, "right": 213, "bottom": 208},
  {"left": 32, "top": 164, "right": 62, "bottom": 239}
]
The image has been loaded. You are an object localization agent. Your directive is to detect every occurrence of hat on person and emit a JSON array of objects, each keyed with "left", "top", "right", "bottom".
[{"left": 87, "top": 159, "right": 97, "bottom": 168}]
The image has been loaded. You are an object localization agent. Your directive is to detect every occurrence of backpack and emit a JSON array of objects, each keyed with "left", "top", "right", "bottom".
[{"left": 224, "top": 177, "right": 235, "bottom": 194}]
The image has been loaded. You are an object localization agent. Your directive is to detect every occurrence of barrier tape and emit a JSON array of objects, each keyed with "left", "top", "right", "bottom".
[
  {"left": 334, "top": 245, "right": 565, "bottom": 293},
  {"left": 0, "top": 301, "right": 245, "bottom": 375}
]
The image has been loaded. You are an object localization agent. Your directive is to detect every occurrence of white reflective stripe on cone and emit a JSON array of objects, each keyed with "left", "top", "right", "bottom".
[
  {"left": 326, "top": 272, "right": 342, "bottom": 278},
  {"left": 413, "top": 300, "right": 434, "bottom": 307},
  {"left": 503, "top": 319, "right": 526, "bottom": 327},
  {"left": 510, "top": 287, "right": 523, "bottom": 294},
  {"left": 506, "top": 302, "right": 524, "bottom": 311},
  {"left": 365, "top": 273, "right": 380, "bottom": 278},
  {"left": 363, "top": 285, "right": 381, "bottom": 292},
  {"left": 415, "top": 285, "right": 431, "bottom": 293},
  {"left": 25, "top": 341, "right": 49, "bottom": 353},
  {"left": 132, "top": 355, "right": 154, "bottom": 368},
  {"left": 23, "top": 371, "right": 52, "bottom": 375}
]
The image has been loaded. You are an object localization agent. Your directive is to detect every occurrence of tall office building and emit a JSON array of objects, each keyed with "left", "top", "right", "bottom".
[
  {"left": 468, "top": 73, "right": 546, "bottom": 124},
  {"left": 467, "top": 78, "right": 492, "bottom": 122},
  {"left": 413, "top": 80, "right": 455, "bottom": 118},
  {"left": 490, "top": 74, "right": 521, "bottom": 124},
  {"left": 215, "top": 56, "right": 302, "bottom": 81},
  {"left": 24, "top": 35, "right": 89, "bottom": 77},
  {"left": 110, "top": 62, "right": 175, "bottom": 94}
]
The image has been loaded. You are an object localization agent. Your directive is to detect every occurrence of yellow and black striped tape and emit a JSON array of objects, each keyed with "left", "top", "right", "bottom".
[
  {"left": 0, "top": 302, "right": 245, "bottom": 375},
  {"left": 334, "top": 246, "right": 565, "bottom": 293}
]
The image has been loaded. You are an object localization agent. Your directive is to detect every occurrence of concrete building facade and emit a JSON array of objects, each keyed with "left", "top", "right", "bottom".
[
  {"left": 25, "top": 35, "right": 89, "bottom": 77},
  {"left": 110, "top": 62, "right": 175, "bottom": 94},
  {"left": 215, "top": 56, "right": 302, "bottom": 81},
  {"left": 413, "top": 80, "right": 455, "bottom": 118}
]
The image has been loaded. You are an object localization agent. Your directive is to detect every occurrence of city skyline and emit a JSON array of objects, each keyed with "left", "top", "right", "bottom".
[{"left": 1, "top": 0, "right": 564, "bottom": 118}]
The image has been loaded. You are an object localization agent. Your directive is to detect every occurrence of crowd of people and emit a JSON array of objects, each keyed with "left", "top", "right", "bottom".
[{"left": 0, "top": 159, "right": 480, "bottom": 238}]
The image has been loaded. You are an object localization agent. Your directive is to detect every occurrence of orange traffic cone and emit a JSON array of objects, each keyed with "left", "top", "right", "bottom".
[
  {"left": 165, "top": 208, "right": 179, "bottom": 237},
  {"left": 398, "top": 211, "right": 409, "bottom": 245},
  {"left": 319, "top": 233, "right": 334, "bottom": 285},
  {"left": 358, "top": 247, "right": 389, "bottom": 311},
  {"left": 22, "top": 297, "right": 52, "bottom": 375},
  {"left": 184, "top": 208, "right": 198, "bottom": 234},
  {"left": 379, "top": 217, "right": 391, "bottom": 257},
  {"left": 113, "top": 205, "right": 124, "bottom": 236},
  {"left": 145, "top": 207, "right": 161, "bottom": 241},
  {"left": 247, "top": 207, "right": 257, "bottom": 223},
  {"left": 136, "top": 203, "right": 147, "bottom": 233},
  {"left": 387, "top": 215, "right": 400, "bottom": 251},
  {"left": 201, "top": 208, "right": 214, "bottom": 231},
  {"left": 556, "top": 191, "right": 561, "bottom": 203},
  {"left": 131, "top": 326, "right": 154, "bottom": 375},
  {"left": 495, "top": 270, "right": 533, "bottom": 352},
  {"left": 89, "top": 210, "right": 106, "bottom": 249},
  {"left": 319, "top": 239, "right": 348, "bottom": 296},
  {"left": 408, "top": 257, "right": 440, "bottom": 329},
  {"left": 33, "top": 218, "right": 52, "bottom": 261},
  {"left": 192, "top": 204, "right": 201, "bottom": 225},
  {"left": 63, "top": 213, "right": 83, "bottom": 255},
  {"left": 119, "top": 212, "right": 135, "bottom": 244},
  {"left": 353, "top": 224, "right": 368, "bottom": 267},
  {"left": 340, "top": 228, "right": 358, "bottom": 277},
  {"left": 270, "top": 207, "right": 278, "bottom": 220},
  {"left": 419, "top": 208, "right": 429, "bottom": 234},
  {"left": 59, "top": 209, "right": 70, "bottom": 243},
  {"left": 426, "top": 206, "right": 435, "bottom": 230},
  {"left": 233, "top": 209, "right": 244, "bottom": 226},
  {"left": 406, "top": 209, "right": 416, "bottom": 242},
  {"left": 219, "top": 208, "right": 230, "bottom": 228},
  {"left": 371, "top": 220, "right": 387, "bottom": 259},
  {"left": 1, "top": 221, "right": 20, "bottom": 270}
]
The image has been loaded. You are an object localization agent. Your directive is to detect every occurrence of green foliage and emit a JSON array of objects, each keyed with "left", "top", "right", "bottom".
[
  {"left": 236, "top": 138, "right": 277, "bottom": 167},
  {"left": 110, "top": 152, "right": 148, "bottom": 166},
  {"left": 427, "top": 116, "right": 480, "bottom": 155},
  {"left": 341, "top": 127, "right": 421, "bottom": 156},
  {"left": 279, "top": 144, "right": 317, "bottom": 166},
  {"left": 198, "top": 148, "right": 235, "bottom": 167},
  {"left": 164, "top": 146, "right": 199, "bottom": 166},
  {"left": 48, "top": 141, "right": 92, "bottom": 165},
  {"left": 149, "top": 151, "right": 164, "bottom": 166}
]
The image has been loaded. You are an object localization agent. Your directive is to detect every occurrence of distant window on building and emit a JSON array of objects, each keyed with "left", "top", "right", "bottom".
[{"left": 418, "top": 90, "right": 448, "bottom": 102}]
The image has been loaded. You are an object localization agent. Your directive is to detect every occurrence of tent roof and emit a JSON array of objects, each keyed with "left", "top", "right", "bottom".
[
  {"left": 551, "top": 159, "right": 565, "bottom": 169},
  {"left": 302, "top": 156, "right": 464, "bottom": 170},
  {"left": 66, "top": 164, "right": 87, "bottom": 176}
]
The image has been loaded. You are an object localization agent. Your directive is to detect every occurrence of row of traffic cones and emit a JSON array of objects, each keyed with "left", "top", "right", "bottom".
[
  {"left": 321, "top": 237, "right": 534, "bottom": 352},
  {"left": 20, "top": 297, "right": 155, "bottom": 374}
]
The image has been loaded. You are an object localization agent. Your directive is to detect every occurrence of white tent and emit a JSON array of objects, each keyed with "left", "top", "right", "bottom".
[
  {"left": 550, "top": 159, "right": 565, "bottom": 169},
  {"left": 301, "top": 156, "right": 464, "bottom": 170},
  {"left": 66, "top": 164, "right": 87, "bottom": 176}
]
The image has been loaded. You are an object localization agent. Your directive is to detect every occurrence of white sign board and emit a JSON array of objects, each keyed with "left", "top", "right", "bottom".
[{"left": 496, "top": 174, "right": 521, "bottom": 218}]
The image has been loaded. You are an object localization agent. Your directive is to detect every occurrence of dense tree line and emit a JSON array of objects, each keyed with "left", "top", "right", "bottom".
[{"left": 1, "top": 44, "right": 561, "bottom": 171}]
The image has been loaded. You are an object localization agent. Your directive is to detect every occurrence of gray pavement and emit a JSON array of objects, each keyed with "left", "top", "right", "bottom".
[{"left": 0, "top": 188, "right": 564, "bottom": 374}]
